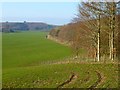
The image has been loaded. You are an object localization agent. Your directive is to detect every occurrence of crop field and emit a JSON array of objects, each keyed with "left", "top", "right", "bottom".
[
  {"left": 2, "top": 31, "right": 72, "bottom": 68},
  {"left": 2, "top": 31, "right": 119, "bottom": 88}
]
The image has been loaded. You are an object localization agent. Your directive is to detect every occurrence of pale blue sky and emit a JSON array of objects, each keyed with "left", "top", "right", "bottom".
[{"left": 2, "top": 2, "right": 79, "bottom": 25}]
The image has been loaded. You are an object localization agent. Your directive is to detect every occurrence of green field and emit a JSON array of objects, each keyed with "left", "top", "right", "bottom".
[
  {"left": 3, "top": 31, "right": 72, "bottom": 68},
  {"left": 2, "top": 31, "right": 119, "bottom": 88}
]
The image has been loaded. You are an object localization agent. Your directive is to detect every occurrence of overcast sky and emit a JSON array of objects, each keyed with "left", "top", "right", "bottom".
[{"left": 2, "top": 2, "right": 79, "bottom": 25}]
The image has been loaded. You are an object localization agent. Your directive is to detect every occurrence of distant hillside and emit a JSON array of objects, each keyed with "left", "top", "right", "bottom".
[{"left": 1, "top": 22, "right": 58, "bottom": 32}]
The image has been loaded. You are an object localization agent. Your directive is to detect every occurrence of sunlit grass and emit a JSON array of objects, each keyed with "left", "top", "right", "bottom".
[
  {"left": 2, "top": 31, "right": 119, "bottom": 88},
  {"left": 3, "top": 63, "right": 118, "bottom": 88},
  {"left": 2, "top": 31, "right": 72, "bottom": 68}
]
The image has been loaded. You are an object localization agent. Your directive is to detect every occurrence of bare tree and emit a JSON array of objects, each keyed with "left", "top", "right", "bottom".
[
  {"left": 76, "top": 1, "right": 120, "bottom": 60},
  {"left": 103, "top": 1, "right": 119, "bottom": 61},
  {"left": 74, "top": 2, "right": 103, "bottom": 61}
]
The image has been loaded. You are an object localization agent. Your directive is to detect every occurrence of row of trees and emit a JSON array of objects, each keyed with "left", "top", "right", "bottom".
[
  {"left": 2, "top": 21, "right": 29, "bottom": 32},
  {"left": 72, "top": 1, "right": 120, "bottom": 62}
]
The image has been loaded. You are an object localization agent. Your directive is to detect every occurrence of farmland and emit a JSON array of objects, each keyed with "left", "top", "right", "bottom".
[
  {"left": 2, "top": 31, "right": 119, "bottom": 88},
  {"left": 2, "top": 31, "right": 72, "bottom": 68}
]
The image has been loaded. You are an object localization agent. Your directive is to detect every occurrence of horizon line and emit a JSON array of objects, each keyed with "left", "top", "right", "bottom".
[{"left": 0, "top": 21, "right": 68, "bottom": 25}]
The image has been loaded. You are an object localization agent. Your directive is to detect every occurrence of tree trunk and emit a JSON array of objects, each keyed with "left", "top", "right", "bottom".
[
  {"left": 97, "top": 32, "right": 100, "bottom": 61},
  {"left": 97, "top": 14, "right": 100, "bottom": 62},
  {"left": 111, "top": 31, "right": 114, "bottom": 61},
  {"left": 109, "top": 32, "right": 114, "bottom": 61},
  {"left": 109, "top": 33, "right": 112, "bottom": 60},
  {"left": 109, "top": 2, "right": 116, "bottom": 61}
]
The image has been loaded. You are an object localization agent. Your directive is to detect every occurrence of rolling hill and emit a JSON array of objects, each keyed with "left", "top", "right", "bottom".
[{"left": 1, "top": 22, "right": 58, "bottom": 32}]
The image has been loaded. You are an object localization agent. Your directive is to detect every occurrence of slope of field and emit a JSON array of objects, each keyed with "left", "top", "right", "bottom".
[
  {"left": 3, "top": 63, "right": 118, "bottom": 88},
  {"left": 2, "top": 31, "right": 119, "bottom": 88},
  {"left": 2, "top": 31, "right": 72, "bottom": 68}
]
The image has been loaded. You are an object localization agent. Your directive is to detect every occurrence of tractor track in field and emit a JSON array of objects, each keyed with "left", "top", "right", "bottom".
[
  {"left": 88, "top": 71, "right": 103, "bottom": 89},
  {"left": 57, "top": 73, "right": 77, "bottom": 88},
  {"left": 57, "top": 72, "right": 91, "bottom": 88}
]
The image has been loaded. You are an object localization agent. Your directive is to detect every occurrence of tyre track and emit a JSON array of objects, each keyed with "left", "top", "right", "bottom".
[
  {"left": 57, "top": 73, "right": 77, "bottom": 88},
  {"left": 88, "top": 71, "right": 102, "bottom": 89}
]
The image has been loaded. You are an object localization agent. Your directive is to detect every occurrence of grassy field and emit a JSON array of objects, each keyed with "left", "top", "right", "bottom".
[
  {"left": 3, "top": 31, "right": 72, "bottom": 68},
  {"left": 2, "top": 31, "right": 119, "bottom": 88}
]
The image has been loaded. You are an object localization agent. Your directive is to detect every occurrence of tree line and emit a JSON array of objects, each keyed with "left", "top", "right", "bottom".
[
  {"left": 72, "top": 1, "right": 120, "bottom": 62},
  {"left": 49, "top": 1, "right": 120, "bottom": 62}
]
